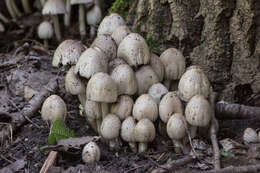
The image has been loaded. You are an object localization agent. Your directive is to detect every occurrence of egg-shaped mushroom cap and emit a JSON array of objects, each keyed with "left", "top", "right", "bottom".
[
  {"left": 87, "top": 5, "right": 102, "bottom": 25},
  {"left": 100, "top": 114, "right": 121, "bottom": 140},
  {"left": 91, "top": 34, "right": 117, "bottom": 60},
  {"left": 167, "top": 113, "right": 187, "bottom": 140},
  {"left": 111, "top": 25, "right": 131, "bottom": 46},
  {"left": 108, "top": 58, "right": 127, "bottom": 74},
  {"left": 243, "top": 128, "right": 258, "bottom": 143},
  {"left": 84, "top": 100, "right": 101, "bottom": 120},
  {"left": 121, "top": 116, "right": 136, "bottom": 142},
  {"left": 133, "top": 94, "right": 158, "bottom": 122},
  {"left": 159, "top": 48, "right": 185, "bottom": 81},
  {"left": 42, "top": 0, "right": 66, "bottom": 15},
  {"left": 52, "top": 40, "right": 86, "bottom": 67},
  {"left": 74, "top": 48, "right": 108, "bottom": 79},
  {"left": 159, "top": 91, "right": 183, "bottom": 123},
  {"left": 65, "top": 66, "right": 85, "bottom": 95},
  {"left": 117, "top": 33, "right": 150, "bottom": 67},
  {"left": 38, "top": 21, "right": 53, "bottom": 39},
  {"left": 111, "top": 64, "right": 137, "bottom": 95},
  {"left": 150, "top": 53, "right": 164, "bottom": 82},
  {"left": 111, "top": 95, "right": 134, "bottom": 120},
  {"left": 97, "top": 13, "right": 125, "bottom": 36},
  {"left": 134, "top": 119, "right": 155, "bottom": 143},
  {"left": 178, "top": 66, "right": 211, "bottom": 102},
  {"left": 148, "top": 83, "right": 168, "bottom": 105},
  {"left": 41, "top": 95, "right": 67, "bottom": 123},
  {"left": 185, "top": 95, "right": 212, "bottom": 127},
  {"left": 135, "top": 65, "right": 159, "bottom": 95},
  {"left": 82, "top": 141, "right": 101, "bottom": 163},
  {"left": 86, "top": 72, "right": 118, "bottom": 103}
]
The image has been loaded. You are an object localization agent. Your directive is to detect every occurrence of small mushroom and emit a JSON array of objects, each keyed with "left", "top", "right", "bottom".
[
  {"left": 86, "top": 4, "right": 102, "bottom": 38},
  {"left": 100, "top": 114, "right": 121, "bottom": 149},
  {"left": 159, "top": 48, "right": 185, "bottom": 90},
  {"left": 97, "top": 13, "right": 125, "bottom": 36},
  {"left": 134, "top": 119, "right": 155, "bottom": 153},
  {"left": 91, "top": 34, "right": 117, "bottom": 60},
  {"left": 150, "top": 53, "right": 165, "bottom": 82},
  {"left": 82, "top": 142, "right": 101, "bottom": 163},
  {"left": 41, "top": 95, "right": 67, "bottom": 123},
  {"left": 110, "top": 64, "right": 137, "bottom": 96},
  {"left": 178, "top": 66, "right": 211, "bottom": 102},
  {"left": 111, "top": 25, "right": 131, "bottom": 46},
  {"left": 53, "top": 40, "right": 86, "bottom": 68},
  {"left": 38, "top": 21, "right": 53, "bottom": 49},
  {"left": 167, "top": 113, "right": 188, "bottom": 153},
  {"left": 118, "top": 33, "right": 150, "bottom": 67},
  {"left": 185, "top": 95, "right": 212, "bottom": 138},
  {"left": 135, "top": 65, "right": 159, "bottom": 95},
  {"left": 121, "top": 116, "right": 137, "bottom": 152},
  {"left": 111, "top": 95, "right": 134, "bottom": 120},
  {"left": 243, "top": 128, "right": 258, "bottom": 143},
  {"left": 148, "top": 83, "right": 168, "bottom": 105},
  {"left": 42, "top": 0, "right": 66, "bottom": 41},
  {"left": 133, "top": 94, "right": 158, "bottom": 122}
]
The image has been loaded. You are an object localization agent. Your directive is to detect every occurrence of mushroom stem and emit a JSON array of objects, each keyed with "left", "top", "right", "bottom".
[
  {"left": 21, "top": 0, "right": 32, "bottom": 14},
  {"left": 190, "top": 125, "right": 197, "bottom": 138},
  {"left": 90, "top": 25, "right": 96, "bottom": 38},
  {"left": 129, "top": 142, "right": 137, "bottom": 153},
  {"left": 138, "top": 142, "right": 148, "bottom": 153},
  {"left": 43, "top": 39, "right": 49, "bottom": 49},
  {"left": 172, "top": 139, "right": 184, "bottom": 154},
  {"left": 40, "top": 0, "right": 45, "bottom": 7},
  {"left": 163, "top": 80, "right": 171, "bottom": 90},
  {"left": 87, "top": 117, "right": 98, "bottom": 132},
  {"left": 96, "top": 118, "right": 102, "bottom": 134},
  {"left": 78, "top": 93, "right": 86, "bottom": 106},
  {"left": 79, "top": 4, "right": 86, "bottom": 38},
  {"left": 11, "top": 0, "right": 22, "bottom": 17},
  {"left": 52, "top": 15, "right": 62, "bottom": 41},
  {"left": 0, "top": 12, "right": 10, "bottom": 23},
  {"left": 5, "top": 0, "right": 16, "bottom": 19},
  {"left": 109, "top": 138, "right": 117, "bottom": 149},
  {"left": 101, "top": 103, "right": 109, "bottom": 120},
  {"left": 64, "top": 0, "right": 71, "bottom": 27}
]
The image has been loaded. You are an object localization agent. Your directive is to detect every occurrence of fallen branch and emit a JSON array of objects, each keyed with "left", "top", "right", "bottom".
[
  {"left": 193, "top": 164, "right": 260, "bottom": 173},
  {"left": 150, "top": 155, "right": 194, "bottom": 173},
  {"left": 0, "top": 78, "right": 58, "bottom": 144},
  {"left": 209, "top": 92, "right": 221, "bottom": 170},
  {"left": 40, "top": 151, "right": 58, "bottom": 173}
]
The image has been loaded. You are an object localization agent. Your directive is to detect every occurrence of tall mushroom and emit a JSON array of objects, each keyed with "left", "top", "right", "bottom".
[
  {"left": 38, "top": 21, "right": 53, "bottom": 49},
  {"left": 86, "top": 4, "right": 102, "bottom": 38},
  {"left": 121, "top": 116, "right": 137, "bottom": 152},
  {"left": 185, "top": 95, "right": 212, "bottom": 138},
  {"left": 42, "top": 0, "right": 66, "bottom": 41},
  {"left": 111, "top": 95, "right": 134, "bottom": 121}
]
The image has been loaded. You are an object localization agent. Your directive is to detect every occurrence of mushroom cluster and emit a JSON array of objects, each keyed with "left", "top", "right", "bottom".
[{"left": 45, "top": 13, "right": 215, "bottom": 155}]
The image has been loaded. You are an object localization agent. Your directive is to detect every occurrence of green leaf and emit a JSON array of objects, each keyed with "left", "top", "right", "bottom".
[
  {"left": 167, "top": 157, "right": 172, "bottom": 163},
  {"left": 48, "top": 118, "right": 75, "bottom": 145},
  {"left": 220, "top": 150, "right": 229, "bottom": 157}
]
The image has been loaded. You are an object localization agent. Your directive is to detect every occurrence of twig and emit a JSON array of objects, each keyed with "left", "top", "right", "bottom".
[
  {"left": 150, "top": 155, "right": 194, "bottom": 173},
  {"left": 39, "top": 151, "right": 58, "bottom": 173},
  {"left": 209, "top": 92, "right": 221, "bottom": 170},
  {"left": 124, "top": 164, "right": 147, "bottom": 173},
  {"left": 192, "top": 164, "right": 260, "bottom": 173}
]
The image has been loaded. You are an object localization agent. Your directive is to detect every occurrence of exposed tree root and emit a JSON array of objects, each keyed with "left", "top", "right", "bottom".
[{"left": 193, "top": 164, "right": 260, "bottom": 173}]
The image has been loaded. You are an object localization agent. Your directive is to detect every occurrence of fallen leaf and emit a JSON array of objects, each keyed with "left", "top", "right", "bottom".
[{"left": 0, "top": 159, "right": 26, "bottom": 173}]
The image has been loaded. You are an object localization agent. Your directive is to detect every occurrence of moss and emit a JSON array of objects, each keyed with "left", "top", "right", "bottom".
[
  {"left": 145, "top": 33, "right": 161, "bottom": 53},
  {"left": 108, "top": 0, "right": 131, "bottom": 19}
]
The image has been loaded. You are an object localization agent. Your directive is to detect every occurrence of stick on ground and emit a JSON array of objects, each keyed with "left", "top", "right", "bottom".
[
  {"left": 192, "top": 164, "right": 260, "bottom": 173},
  {"left": 40, "top": 151, "right": 58, "bottom": 173}
]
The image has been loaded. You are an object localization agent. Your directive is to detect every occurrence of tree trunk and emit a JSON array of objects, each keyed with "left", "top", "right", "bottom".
[{"left": 119, "top": 0, "right": 260, "bottom": 104}]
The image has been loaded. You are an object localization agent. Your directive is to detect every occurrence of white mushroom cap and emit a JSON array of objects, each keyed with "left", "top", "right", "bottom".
[
  {"left": 178, "top": 66, "right": 211, "bottom": 102},
  {"left": 111, "top": 95, "right": 134, "bottom": 120},
  {"left": 97, "top": 13, "right": 125, "bottom": 36},
  {"left": 111, "top": 25, "right": 131, "bottom": 46},
  {"left": 108, "top": 58, "right": 127, "bottom": 74},
  {"left": 86, "top": 72, "right": 118, "bottom": 103},
  {"left": 134, "top": 119, "right": 155, "bottom": 143},
  {"left": 41, "top": 95, "right": 67, "bottom": 123},
  {"left": 121, "top": 116, "right": 136, "bottom": 142},
  {"left": 91, "top": 34, "right": 117, "bottom": 60},
  {"left": 243, "top": 128, "right": 258, "bottom": 143},
  {"left": 110, "top": 64, "right": 137, "bottom": 95},
  {"left": 135, "top": 65, "right": 159, "bottom": 95},
  {"left": 100, "top": 114, "right": 121, "bottom": 140},
  {"left": 159, "top": 48, "right": 186, "bottom": 81},
  {"left": 167, "top": 113, "right": 187, "bottom": 140},
  {"left": 118, "top": 33, "right": 150, "bottom": 67},
  {"left": 65, "top": 66, "right": 85, "bottom": 95},
  {"left": 133, "top": 94, "right": 158, "bottom": 122},
  {"left": 82, "top": 142, "right": 101, "bottom": 163},
  {"left": 150, "top": 53, "right": 165, "bottom": 82},
  {"left": 148, "top": 83, "right": 168, "bottom": 105},
  {"left": 84, "top": 100, "right": 101, "bottom": 120},
  {"left": 159, "top": 91, "right": 183, "bottom": 123},
  {"left": 185, "top": 95, "right": 212, "bottom": 127},
  {"left": 74, "top": 48, "right": 108, "bottom": 79},
  {"left": 71, "top": 0, "right": 93, "bottom": 4},
  {"left": 53, "top": 40, "right": 86, "bottom": 67},
  {"left": 42, "top": 0, "right": 66, "bottom": 15},
  {"left": 87, "top": 5, "right": 102, "bottom": 25},
  {"left": 38, "top": 21, "right": 53, "bottom": 39}
]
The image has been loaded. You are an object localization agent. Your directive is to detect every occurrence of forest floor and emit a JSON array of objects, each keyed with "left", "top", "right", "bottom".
[{"left": 1, "top": 10, "right": 260, "bottom": 173}]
